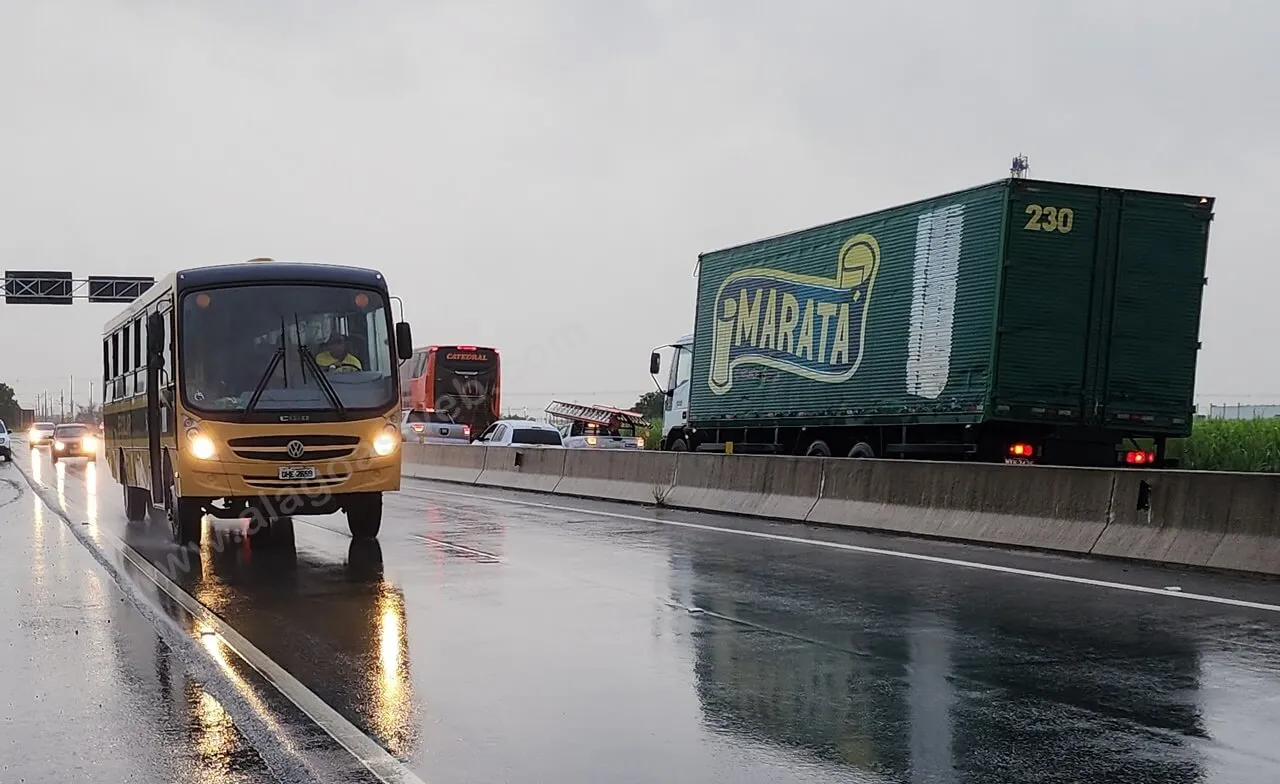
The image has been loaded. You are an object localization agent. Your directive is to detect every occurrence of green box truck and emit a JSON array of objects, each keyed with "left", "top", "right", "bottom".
[{"left": 650, "top": 177, "right": 1215, "bottom": 467}]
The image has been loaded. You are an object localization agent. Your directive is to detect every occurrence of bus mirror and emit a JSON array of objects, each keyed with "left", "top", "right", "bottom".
[
  {"left": 147, "top": 313, "right": 163, "bottom": 353},
  {"left": 395, "top": 322, "right": 413, "bottom": 361},
  {"left": 649, "top": 352, "right": 661, "bottom": 375},
  {"left": 147, "top": 313, "right": 164, "bottom": 369}
]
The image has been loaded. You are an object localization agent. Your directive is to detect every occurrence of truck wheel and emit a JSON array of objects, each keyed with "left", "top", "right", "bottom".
[
  {"left": 848, "top": 442, "right": 875, "bottom": 459},
  {"left": 345, "top": 493, "right": 383, "bottom": 539},
  {"left": 804, "top": 440, "right": 832, "bottom": 457},
  {"left": 669, "top": 437, "right": 688, "bottom": 452}
]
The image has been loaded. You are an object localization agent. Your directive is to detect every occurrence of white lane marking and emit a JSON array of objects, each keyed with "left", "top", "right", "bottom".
[
  {"left": 410, "top": 486, "right": 1280, "bottom": 615},
  {"left": 112, "top": 547, "right": 428, "bottom": 784},
  {"left": 18, "top": 456, "right": 427, "bottom": 784}
]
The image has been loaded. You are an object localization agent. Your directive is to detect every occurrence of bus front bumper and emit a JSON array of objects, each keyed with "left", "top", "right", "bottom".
[{"left": 174, "top": 452, "right": 402, "bottom": 502}]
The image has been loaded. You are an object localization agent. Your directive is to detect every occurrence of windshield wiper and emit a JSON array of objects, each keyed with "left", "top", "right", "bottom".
[
  {"left": 294, "top": 314, "right": 346, "bottom": 418},
  {"left": 243, "top": 348, "right": 286, "bottom": 421}
]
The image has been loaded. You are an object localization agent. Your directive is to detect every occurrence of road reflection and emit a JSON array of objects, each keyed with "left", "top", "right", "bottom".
[
  {"left": 108, "top": 554, "right": 273, "bottom": 780},
  {"left": 117, "top": 514, "right": 418, "bottom": 758},
  {"left": 681, "top": 546, "right": 1215, "bottom": 783}
]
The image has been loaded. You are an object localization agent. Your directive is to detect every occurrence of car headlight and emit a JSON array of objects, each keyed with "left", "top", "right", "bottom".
[
  {"left": 82, "top": 436, "right": 98, "bottom": 451},
  {"left": 373, "top": 425, "right": 399, "bottom": 456},
  {"left": 187, "top": 428, "right": 216, "bottom": 460},
  {"left": 54, "top": 441, "right": 65, "bottom": 450}
]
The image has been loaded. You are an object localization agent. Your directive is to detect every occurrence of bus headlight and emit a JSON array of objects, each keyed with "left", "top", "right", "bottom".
[
  {"left": 187, "top": 429, "right": 216, "bottom": 460},
  {"left": 373, "top": 426, "right": 399, "bottom": 456}
]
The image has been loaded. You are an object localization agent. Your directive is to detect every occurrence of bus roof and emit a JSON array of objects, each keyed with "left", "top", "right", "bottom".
[
  {"left": 103, "top": 261, "right": 389, "bottom": 334},
  {"left": 176, "top": 261, "right": 387, "bottom": 291}
]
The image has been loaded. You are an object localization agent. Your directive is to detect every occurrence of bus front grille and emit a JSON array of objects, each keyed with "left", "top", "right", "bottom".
[
  {"left": 231, "top": 447, "right": 355, "bottom": 461},
  {"left": 227, "top": 435, "right": 361, "bottom": 447}
]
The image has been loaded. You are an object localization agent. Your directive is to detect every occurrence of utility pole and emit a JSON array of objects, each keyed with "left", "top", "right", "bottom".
[
  {"left": 70, "top": 375, "right": 74, "bottom": 419},
  {"left": 59, "top": 390, "right": 64, "bottom": 422}
]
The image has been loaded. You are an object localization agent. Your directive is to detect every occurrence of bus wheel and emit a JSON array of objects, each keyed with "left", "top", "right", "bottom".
[
  {"left": 169, "top": 494, "right": 203, "bottom": 547},
  {"left": 345, "top": 493, "right": 382, "bottom": 539},
  {"left": 124, "top": 485, "right": 150, "bottom": 524},
  {"left": 249, "top": 516, "right": 294, "bottom": 548}
]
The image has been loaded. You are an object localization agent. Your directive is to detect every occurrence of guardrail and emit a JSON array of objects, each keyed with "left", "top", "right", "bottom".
[{"left": 400, "top": 445, "right": 1280, "bottom": 577}]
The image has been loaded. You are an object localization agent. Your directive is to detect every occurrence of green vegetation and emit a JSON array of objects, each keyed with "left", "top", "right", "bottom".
[
  {"left": 1169, "top": 418, "right": 1280, "bottom": 473},
  {"left": 0, "top": 382, "right": 19, "bottom": 426},
  {"left": 632, "top": 391, "right": 666, "bottom": 450}
]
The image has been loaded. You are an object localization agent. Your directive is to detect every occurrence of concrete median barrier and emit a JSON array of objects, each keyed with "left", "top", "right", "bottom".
[
  {"left": 1091, "top": 470, "right": 1280, "bottom": 575},
  {"left": 553, "top": 450, "right": 677, "bottom": 505},
  {"left": 808, "top": 459, "right": 1114, "bottom": 554},
  {"left": 475, "top": 447, "right": 566, "bottom": 493},
  {"left": 664, "top": 453, "right": 822, "bottom": 520},
  {"left": 396, "top": 440, "right": 1280, "bottom": 577},
  {"left": 405, "top": 443, "right": 486, "bottom": 484}
]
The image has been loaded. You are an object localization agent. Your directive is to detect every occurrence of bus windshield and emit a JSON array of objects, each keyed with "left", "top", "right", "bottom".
[{"left": 180, "top": 284, "right": 396, "bottom": 414}]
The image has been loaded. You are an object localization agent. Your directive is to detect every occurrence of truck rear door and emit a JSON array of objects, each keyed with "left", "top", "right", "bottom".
[
  {"left": 994, "top": 182, "right": 1212, "bottom": 435},
  {"left": 994, "top": 181, "right": 1105, "bottom": 421},
  {"left": 1097, "top": 191, "right": 1213, "bottom": 432}
]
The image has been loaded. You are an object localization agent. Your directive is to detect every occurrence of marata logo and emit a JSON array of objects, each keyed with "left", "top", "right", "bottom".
[{"left": 709, "top": 233, "right": 881, "bottom": 395}]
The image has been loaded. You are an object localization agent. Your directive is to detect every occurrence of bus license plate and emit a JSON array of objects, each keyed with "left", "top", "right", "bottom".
[{"left": 279, "top": 465, "right": 317, "bottom": 480}]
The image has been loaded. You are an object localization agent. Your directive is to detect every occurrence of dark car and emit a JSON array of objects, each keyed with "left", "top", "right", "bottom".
[{"left": 51, "top": 423, "right": 98, "bottom": 463}]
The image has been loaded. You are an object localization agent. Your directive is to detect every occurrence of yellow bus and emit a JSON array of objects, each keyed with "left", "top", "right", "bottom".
[{"left": 102, "top": 259, "right": 414, "bottom": 546}]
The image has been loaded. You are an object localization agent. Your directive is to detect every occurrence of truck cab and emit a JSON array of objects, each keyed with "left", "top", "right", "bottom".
[{"left": 650, "top": 333, "right": 693, "bottom": 451}]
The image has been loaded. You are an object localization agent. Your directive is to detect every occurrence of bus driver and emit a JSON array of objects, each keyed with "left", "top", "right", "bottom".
[{"left": 315, "top": 333, "right": 362, "bottom": 372}]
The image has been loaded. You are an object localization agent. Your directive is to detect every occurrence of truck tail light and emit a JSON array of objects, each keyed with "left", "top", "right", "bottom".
[
  {"left": 1008, "top": 443, "right": 1034, "bottom": 458},
  {"left": 1124, "top": 450, "right": 1156, "bottom": 465}
]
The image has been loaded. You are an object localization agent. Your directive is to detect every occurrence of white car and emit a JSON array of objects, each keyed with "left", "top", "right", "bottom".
[
  {"left": 28, "top": 422, "right": 56, "bottom": 448},
  {"left": 400, "top": 408, "right": 471, "bottom": 444},
  {"left": 0, "top": 420, "right": 10, "bottom": 463},
  {"left": 471, "top": 421, "right": 564, "bottom": 448}
]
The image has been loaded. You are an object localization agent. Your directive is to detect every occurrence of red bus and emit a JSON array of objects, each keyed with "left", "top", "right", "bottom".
[{"left": 401, "top": 345, "right": 501, "bottom": 434}]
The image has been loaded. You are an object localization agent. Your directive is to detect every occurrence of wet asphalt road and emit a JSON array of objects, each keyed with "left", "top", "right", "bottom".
[
  {"left": 0, "top": 457, "right": 275, "bottom": 783},
  {"left": 7, "top": 444, "right": 1280, "bottom": 783}
]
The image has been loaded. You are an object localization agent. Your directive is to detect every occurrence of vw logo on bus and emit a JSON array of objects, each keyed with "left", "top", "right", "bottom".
[{"left": 286, "top": 440, "right": 305, "bottom": 459}]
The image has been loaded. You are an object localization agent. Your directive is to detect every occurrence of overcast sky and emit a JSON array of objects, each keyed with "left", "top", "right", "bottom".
[{"left": 1, "top": 0, "right": 1276, "bottom": 415}]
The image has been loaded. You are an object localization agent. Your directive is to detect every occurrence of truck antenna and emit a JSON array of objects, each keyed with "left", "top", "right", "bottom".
[{"left": 1010, "top": 154, "right": 1029, "bottom": 179}]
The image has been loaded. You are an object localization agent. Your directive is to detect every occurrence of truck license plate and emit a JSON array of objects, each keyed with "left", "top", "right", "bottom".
[
  {"left": 278, "top": 465, "right": 318, "bottom": 480},
  {"left": 1003, "top": 458, "right": 1035, "bottom": 466}
]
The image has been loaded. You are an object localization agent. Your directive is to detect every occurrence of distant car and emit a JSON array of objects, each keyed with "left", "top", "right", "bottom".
[
  {"left": 400, "top": 408, "right": 471, "bottom": 444},
  {"left": 28, "top": 422, "right": 56, "bottom": 448},
  {"left": 0, "top": 420, "right": 10, "bottom": 463},
  {"left": 558, "top": 420, "right": 646, "bottom": 450},
  {"left": 471, "top": 421, "right": 564, "bottom": 448},
  {"left": 51, "top": 423, "right": 97, "bottom": 463}
]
